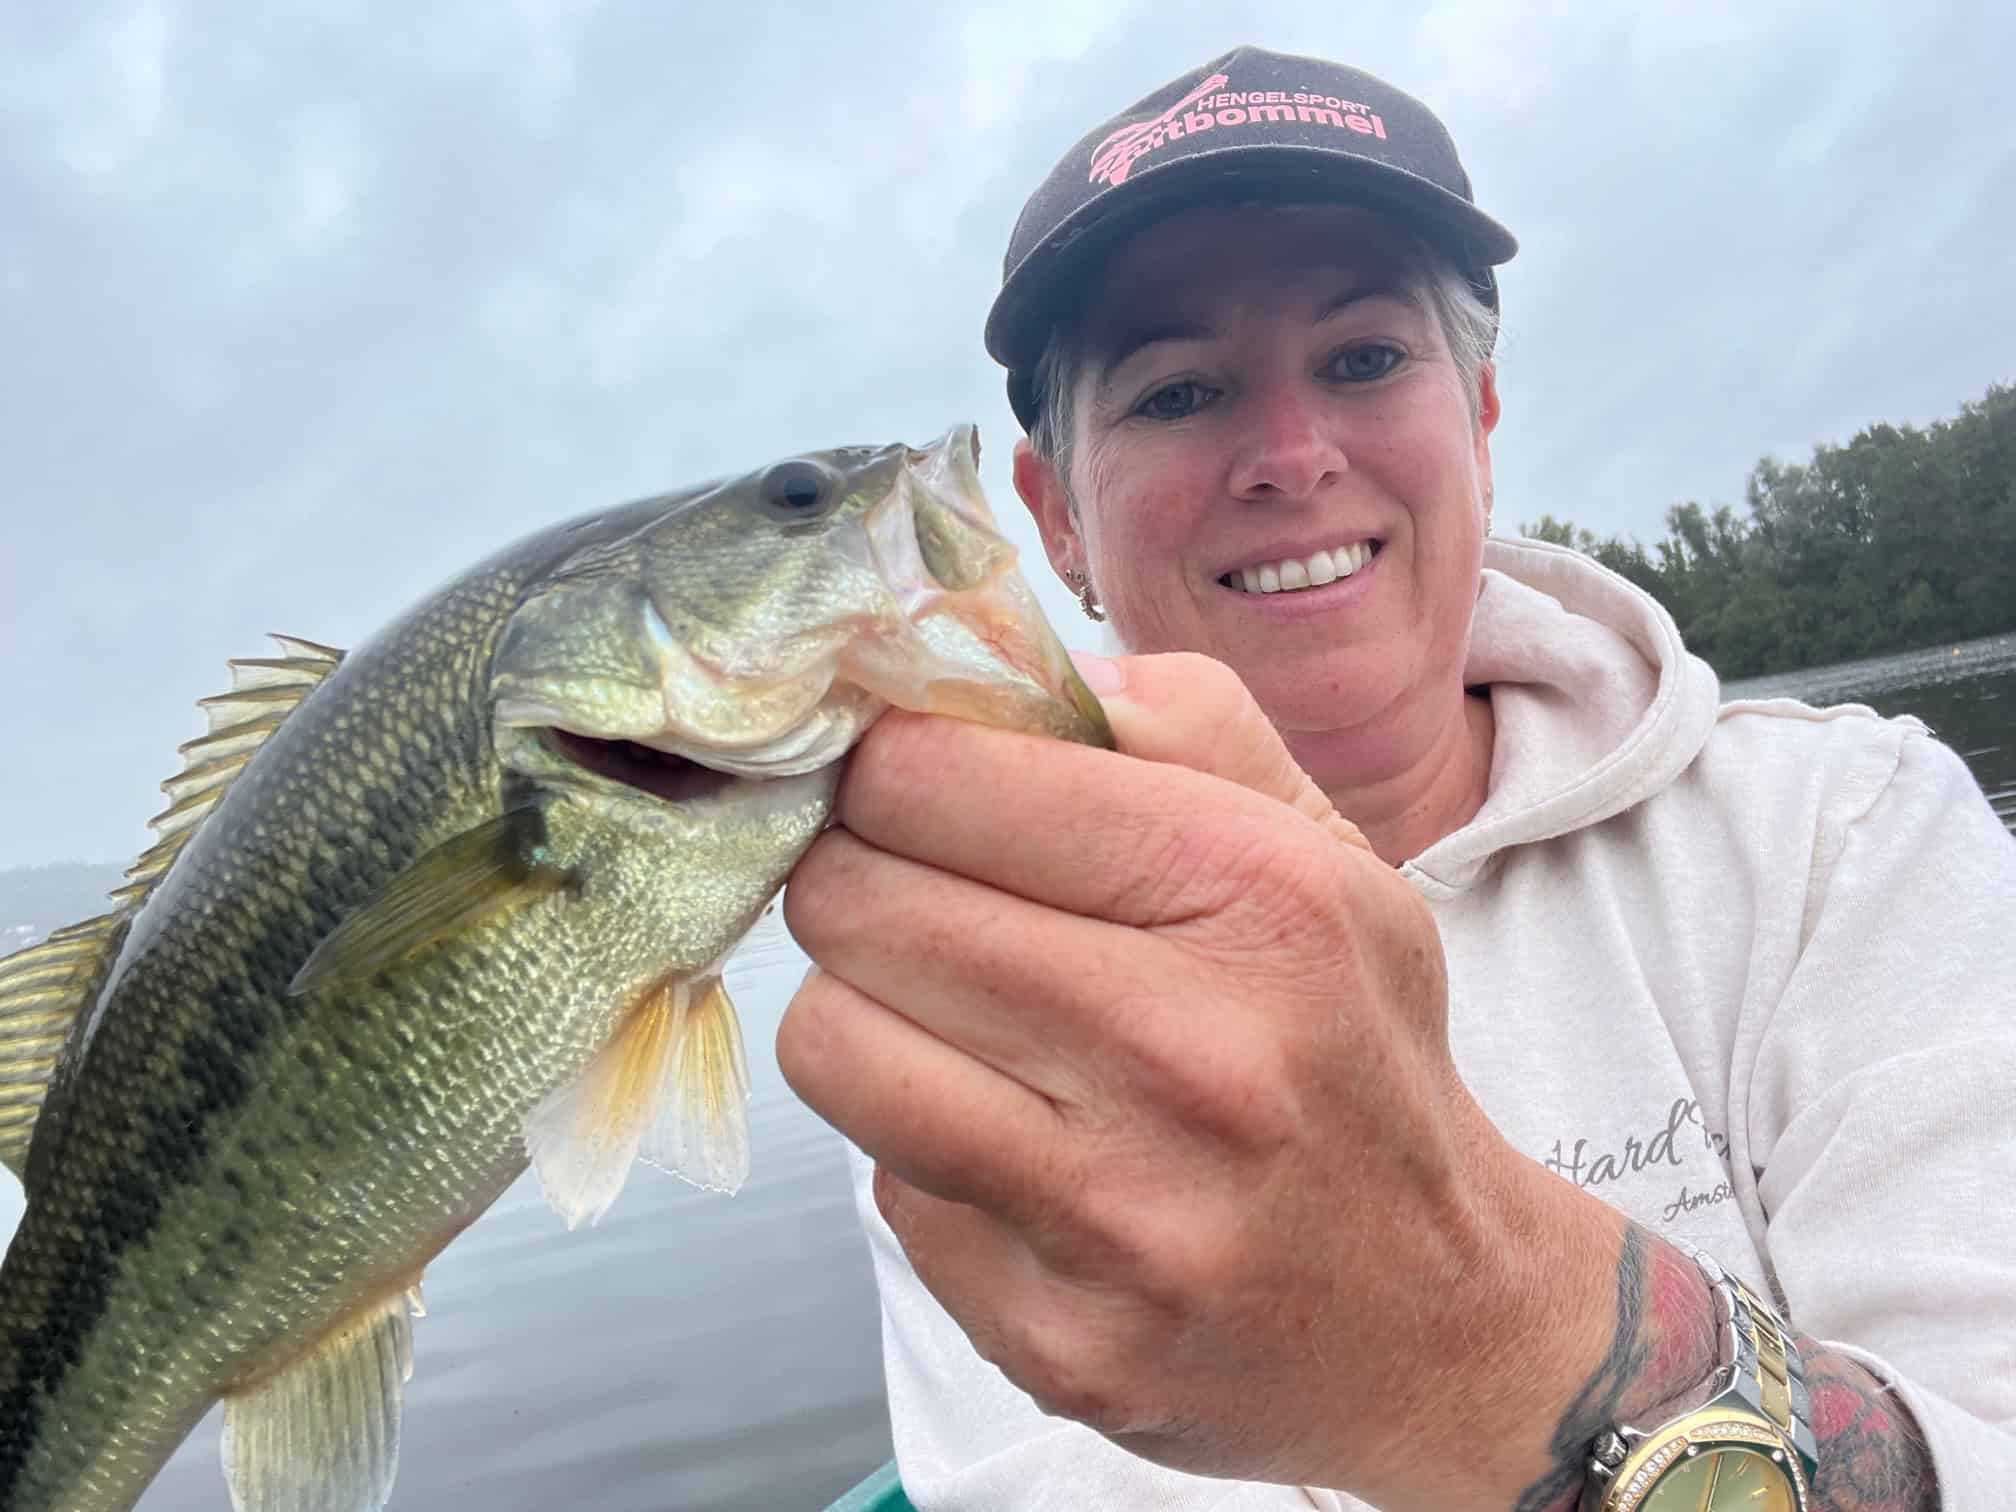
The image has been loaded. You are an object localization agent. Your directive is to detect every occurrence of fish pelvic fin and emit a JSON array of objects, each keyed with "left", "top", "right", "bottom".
[
  {"left": 220, "top": 1285, "right": 422, "bottom": 1512},
  {"left": 643, "top": 974, "right": 752, "bottom": 1196},
  {"left": 113, "top": 635, "right": 347, "bottom": 912},
  {"left": 0, "top": 911, "right": 131, "bottom": 1183},
  {"left": 525, "top": 973, "right": 752, "bottom": 1231},
  {"left": 287, "top": 809, "right": 574, "bottom": 998}
]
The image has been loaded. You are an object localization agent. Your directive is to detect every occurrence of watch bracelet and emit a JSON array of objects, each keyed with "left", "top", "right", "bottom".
[
  {"left": 1588, "top": 1240, "right": 1821, "bottom": 1494},
  {"left": 1674, "top": 1239, "right": 1820, "bottom": 1476}
]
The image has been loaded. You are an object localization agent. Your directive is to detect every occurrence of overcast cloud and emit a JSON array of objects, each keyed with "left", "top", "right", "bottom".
[{"left": 3, "top": 0, "right": 2011, "bottom": 868}]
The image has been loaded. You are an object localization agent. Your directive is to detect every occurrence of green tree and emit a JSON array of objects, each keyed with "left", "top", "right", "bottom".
[{"left": 1520, "top": 383, "right": 2016, "bottom": 678}]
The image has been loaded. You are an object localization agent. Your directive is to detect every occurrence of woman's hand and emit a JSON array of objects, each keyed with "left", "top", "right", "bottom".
[{"left": 779, "top": 652, "right": 1627, "bottom": 1510}]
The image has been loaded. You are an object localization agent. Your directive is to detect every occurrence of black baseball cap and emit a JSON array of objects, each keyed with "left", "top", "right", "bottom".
[{"left": 986, "top": 45, "right": 1518, "bottom": 431}]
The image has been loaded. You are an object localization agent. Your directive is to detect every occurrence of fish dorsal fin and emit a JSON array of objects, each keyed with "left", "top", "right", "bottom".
[
  {"left": 0, "top": 911, "right": 132, "bottom": 1181},
  {"left": 111, "top": 635, "right": 345, "bottom": 911},
  {"left": 221, "top": 1285, "right": 422, "bottom": 1512},
  {"left": 0, "top": 635, "right": 344, "bottom": 1183}
]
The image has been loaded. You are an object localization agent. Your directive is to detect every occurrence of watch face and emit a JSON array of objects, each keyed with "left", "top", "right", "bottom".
[{"left": 1641, "top": 1446, "right": 1798, "bottom": 1511}]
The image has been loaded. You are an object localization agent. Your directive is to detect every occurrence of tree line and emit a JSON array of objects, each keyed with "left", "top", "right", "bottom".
[{"left": 1521, "top": 383, "right": 2015, "bottom": 679}]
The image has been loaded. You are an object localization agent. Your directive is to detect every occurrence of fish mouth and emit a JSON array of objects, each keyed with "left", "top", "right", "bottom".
[
  {"left": 492, "top": 422, "right": 1113, "bottom": 782},
  {"left": 537, "top": 728, "right": 740, "bottom": 804},
  {"left": 831, "top": 423, "right": 1113, "bottom": 748}
]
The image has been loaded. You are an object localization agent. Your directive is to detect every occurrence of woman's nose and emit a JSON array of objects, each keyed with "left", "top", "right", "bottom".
[{"left": 1224, "top": 380, "right": 1349, "bottom": 503}]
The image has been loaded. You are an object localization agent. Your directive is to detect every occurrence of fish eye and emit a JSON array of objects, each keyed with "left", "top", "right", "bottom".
[{"left": 755, "top": 459, "right": 840, "bottom": 522}]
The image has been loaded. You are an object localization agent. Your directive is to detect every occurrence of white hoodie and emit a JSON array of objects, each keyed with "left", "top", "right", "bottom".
[{"left": 849, "top": 538, "right": 2016, "bottom": 1510}]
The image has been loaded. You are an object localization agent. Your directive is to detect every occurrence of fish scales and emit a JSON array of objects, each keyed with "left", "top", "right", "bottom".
[
  {"left": 0, "top": 429, "right": 1108, "bottom": 1510},
  {"left": 3, "top": 558, "right": 832, "bottom": 1503},
  {"left": 0, "top": 563, "right": 542, "bottom": 1504},
  {"left": 6, "top": 578, "right": 788, "bottom": 1496}
]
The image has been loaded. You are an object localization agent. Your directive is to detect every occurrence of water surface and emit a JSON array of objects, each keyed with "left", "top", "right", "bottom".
[{"left": 1726, "top": 630, "right": 2016, "bottom": 833}]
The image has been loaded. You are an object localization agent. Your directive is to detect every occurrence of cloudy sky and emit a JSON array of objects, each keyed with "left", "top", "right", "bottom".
[{"left": 3, "top": 0, "right": 2010, "bottom": 869}]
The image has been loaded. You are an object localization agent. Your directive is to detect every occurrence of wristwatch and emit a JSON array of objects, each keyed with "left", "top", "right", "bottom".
[{"left": 1580, "top": 1242, "right": 1821, "bottom": 1511}]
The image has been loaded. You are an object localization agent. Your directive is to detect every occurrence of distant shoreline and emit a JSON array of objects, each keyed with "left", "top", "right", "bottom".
[
  {"left": 1723, "top": 629, "right": 2016, "bottom": 705},
  {"left": 8, "top": 630, "right": 2014, "bottom": 885}
]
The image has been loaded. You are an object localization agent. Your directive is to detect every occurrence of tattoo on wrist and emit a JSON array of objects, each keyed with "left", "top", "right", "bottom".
[
  {"left": 1799, "top": 1342, "right": 1938, "bottom": 1512},
  {"left": 1510, "top": 1225, "right": 1651, "bottom": 1512},
  {"left": 1505, "top": 1221, "right": 1939, "bottom": 1512},
  {"left": 1511, "top": 1230, "right": 1717, "bottom": 1512}
]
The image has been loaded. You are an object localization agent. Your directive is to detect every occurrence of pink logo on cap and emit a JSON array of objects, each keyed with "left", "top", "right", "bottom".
[
  {"left": 1089, "top": 73, "right": 1389, "bottom": 189},
  {"left": 1089, "top": 73, "right": 1228, "bottom": 187}
]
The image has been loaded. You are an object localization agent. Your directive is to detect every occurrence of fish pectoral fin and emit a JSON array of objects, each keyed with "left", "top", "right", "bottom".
[
  {"left": 288, "top": 809, "right": 572, "bottom": 997},
  {"left": 0, "top": 911, "right": 131, "bottom": 1183},
  {"left": 642, "top": 975, "right": 752, "bottom": 1197},
  {"left": 220, "top": 1286, "right": 420, "bottom": 1512},
  {"left": 524, "top": 973, "right": 752, "bottom": 1230}
]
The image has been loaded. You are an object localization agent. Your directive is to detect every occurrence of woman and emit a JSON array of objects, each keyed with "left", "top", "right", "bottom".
[{"left": 779, "top": 46, "right": 2015, "bottom": 1512}]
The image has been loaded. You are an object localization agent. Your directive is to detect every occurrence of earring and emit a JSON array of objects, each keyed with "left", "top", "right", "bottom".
[
  {"left": 1483, "top": 484, "right": 1495, "bottom": 538},
  {"left": 1062, "top": 567, "right": 1105, "bottom": 623}
]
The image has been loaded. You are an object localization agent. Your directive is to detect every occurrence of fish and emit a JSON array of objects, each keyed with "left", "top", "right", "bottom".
[{"left": 0, "top": 424, "right": 1109, "bottom": 1512}]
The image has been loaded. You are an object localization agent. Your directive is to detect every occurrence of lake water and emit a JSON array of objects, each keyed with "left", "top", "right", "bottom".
[
  {"left": 14, "top": 634, "right": 2013, "bottom": 1511},
  {"left": 1724, "top": 630, "right": 2016, "bottom": 835}
]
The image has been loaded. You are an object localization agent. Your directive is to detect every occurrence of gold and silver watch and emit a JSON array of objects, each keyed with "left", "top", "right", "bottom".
[{"left": 1580, "top": 1241, "right": 1821, "bottom": 1511}]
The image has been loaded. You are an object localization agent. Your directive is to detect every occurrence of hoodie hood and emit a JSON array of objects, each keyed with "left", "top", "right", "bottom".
[{"left": 1404, "top": 536, "right": 1723, "bottom": 896}]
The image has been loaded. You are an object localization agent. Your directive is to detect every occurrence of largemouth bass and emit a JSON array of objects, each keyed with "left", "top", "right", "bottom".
[{"left": 0, "top": 425, "right": 1108, "bottom": 1512}]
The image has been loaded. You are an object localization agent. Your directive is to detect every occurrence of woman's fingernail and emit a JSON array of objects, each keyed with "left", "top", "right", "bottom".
[{"left": 1069, "top": 649, "right": 1124, "bottom": 696}]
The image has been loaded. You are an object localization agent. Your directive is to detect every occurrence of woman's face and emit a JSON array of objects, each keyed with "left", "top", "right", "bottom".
[{"left": 1019, "top": 203, "right": 1498, "bottom": 753}]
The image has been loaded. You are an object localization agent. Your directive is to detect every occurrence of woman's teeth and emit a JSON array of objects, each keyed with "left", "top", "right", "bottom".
[{"left": 1225, "top": 541, "right": 1376, "bottom": 595}]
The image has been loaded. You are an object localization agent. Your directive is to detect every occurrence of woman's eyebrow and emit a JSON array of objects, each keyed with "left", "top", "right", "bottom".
[
  {"left": 1098, "top": 317, "right": 1216, "bottom": 378},
  {"left": 1315, "top": 277, "right": 1418, "bottom": 321}
]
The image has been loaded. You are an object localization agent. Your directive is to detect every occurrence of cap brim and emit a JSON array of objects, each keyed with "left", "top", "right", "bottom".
[{"left": 989, "top": 144, "right": 1517, "bottom": 428}]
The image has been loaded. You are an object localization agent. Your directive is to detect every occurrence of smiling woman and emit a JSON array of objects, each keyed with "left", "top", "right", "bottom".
[
  {"left": 1013, "top": 202, "right": 1502, "bottom": 846},
  {"left": 777, "top": 40, "right": 2016, "bottom": 1512}
]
